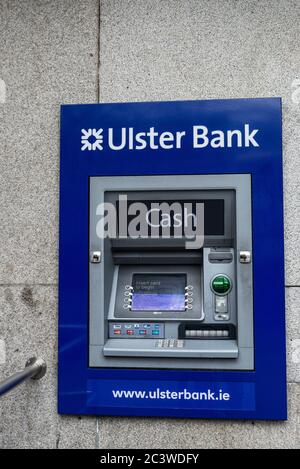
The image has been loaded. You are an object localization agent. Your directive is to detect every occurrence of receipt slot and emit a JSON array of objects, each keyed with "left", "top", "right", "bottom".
[{"left": 59, "top": 98, "right": 286, "bottom": 420}]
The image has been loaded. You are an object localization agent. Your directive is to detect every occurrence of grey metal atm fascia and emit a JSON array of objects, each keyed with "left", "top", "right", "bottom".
[{"left": 89, "top": 174, "right": 253, "bottom": 370}]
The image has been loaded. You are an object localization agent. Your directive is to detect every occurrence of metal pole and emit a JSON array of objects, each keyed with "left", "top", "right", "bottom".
[{"left": 0, "top": 357, "right": 47, "bottom": 397}]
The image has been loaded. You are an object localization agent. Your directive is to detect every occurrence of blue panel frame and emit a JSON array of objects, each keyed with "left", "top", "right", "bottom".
[{"left": 58, "top": 98, "right": 286, "bottom": 420}]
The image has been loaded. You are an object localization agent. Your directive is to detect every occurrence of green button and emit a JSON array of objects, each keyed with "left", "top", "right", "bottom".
[{"left": 211, "top": 275, "right": 231, "bottom": 295}]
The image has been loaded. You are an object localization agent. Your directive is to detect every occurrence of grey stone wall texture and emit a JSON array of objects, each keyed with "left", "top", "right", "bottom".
[{"left": 0, "top": 0, "right": 299, "bottom": 449}]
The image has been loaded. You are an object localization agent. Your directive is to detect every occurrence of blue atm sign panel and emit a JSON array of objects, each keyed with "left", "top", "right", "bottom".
[{"left": 59, "top": 98, "right": 286, "bottom": 420}]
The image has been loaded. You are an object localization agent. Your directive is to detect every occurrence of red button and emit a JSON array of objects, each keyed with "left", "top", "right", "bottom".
[
  {"left": 114, "top": 329, "right": 121, "bottom": 335},
  {"left": 126, "top": 330, "right": 134, "bottom": 335}
]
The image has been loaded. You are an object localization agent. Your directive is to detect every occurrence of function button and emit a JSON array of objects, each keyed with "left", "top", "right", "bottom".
[
  {"left": 186, "top": 304, "right": 193, "bottom": 310},
  {"left": 126, "top": 330, "right": 134, "bottom": 335},
  {"left": 143, "top": 324, "right": 151, "bottom": 329},
  {"left": 124, "top": 291, "right": 132, "bottom": 297},
  {"left": 139, "top": 330, "right": 147, "bottom": 335},
  {"left": 113, "top": 324, "right": 121, "bottom": 329},
  {"left": 125, "top": 285, "right": 133, "bottom": 290},
  {"left": 186, "top": 297, "right": 193, "bottom": 303},
  {"left": 123, "top": 304, "right": 131, "bottom": 309},
  {"left": 134, "top": 324, "right": 140, "bottom": 329},
  {"left": 152, "top": 330, "right": 160, "bottom": 336},
  {"left": 114, "top": 329, "right": 121, "bottom": 335},
  {"left": 124, "top": 324, "right": 132, "bottom": 329},
  {"left": 185, "top": 285, "right": 194, "bottom": 291},
  {"left": 154, "top": 324, "right": 160, "bottom": 329},
  {"left": 185, "top": 291, "right": 193, "bottom": 297},
  {"left": 124, "top": 297, "right": 131, "bottom": 303}
]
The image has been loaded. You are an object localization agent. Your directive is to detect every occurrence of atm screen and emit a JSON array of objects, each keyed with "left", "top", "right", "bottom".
[{"left": 131, "top": 274, "right": 186, "bottom": 311}]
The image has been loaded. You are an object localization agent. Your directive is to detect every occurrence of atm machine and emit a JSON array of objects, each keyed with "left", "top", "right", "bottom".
[
  {"left": 59, "top": 98, "right": 286, "bottom": 420},
  {"left": 89, "top": 174, "right": 253, "bottom": 370}
]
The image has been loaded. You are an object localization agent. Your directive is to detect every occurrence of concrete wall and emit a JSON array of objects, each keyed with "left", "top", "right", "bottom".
[{"left": 0, "top": 0, "right": 299, "bottom": 449}]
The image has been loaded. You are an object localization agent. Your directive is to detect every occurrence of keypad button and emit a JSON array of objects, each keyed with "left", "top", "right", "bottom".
[{"left": 186, "top": 291, "right": 193, "bottom": 297}]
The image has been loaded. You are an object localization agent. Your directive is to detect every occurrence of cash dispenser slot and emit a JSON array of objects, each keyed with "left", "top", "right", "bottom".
[
  {"left": 178, "top": 323, "right": 236, "bottom": 340},
  {"left": 112, "top": 250, "right": 202, "bottom": 265}
]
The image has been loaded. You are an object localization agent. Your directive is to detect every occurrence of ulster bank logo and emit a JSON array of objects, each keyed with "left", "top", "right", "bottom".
[
  {"left": 81, "top": 125, "right": 260, "bottom": 152},
  {"left": 81, "top": 128, "right": 104, "bottom": 151}
]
